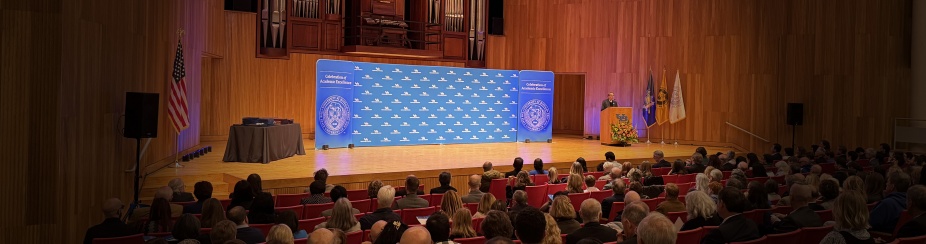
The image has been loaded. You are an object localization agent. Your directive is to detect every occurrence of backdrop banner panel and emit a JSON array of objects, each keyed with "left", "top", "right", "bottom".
[
  {"left": 350, "top": 62, "right": 520, "bottom": 146},
  {"left": 516, "top": 70, "right": 555, "bottom": 142},
  {"left": 314, "top": 60, "right": 355, "bottom": 149}
]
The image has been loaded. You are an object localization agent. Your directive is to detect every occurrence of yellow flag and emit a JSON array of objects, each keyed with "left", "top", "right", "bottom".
[{"left": 656, "top": 69, "right": 669, "bottom": 125}]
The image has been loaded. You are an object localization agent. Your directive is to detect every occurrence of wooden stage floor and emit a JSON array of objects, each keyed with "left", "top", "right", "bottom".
[{"left": 143, "top": 135, "right": 735, "bottom": 198}]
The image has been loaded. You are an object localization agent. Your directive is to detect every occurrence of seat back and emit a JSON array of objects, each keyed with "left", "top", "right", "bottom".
[
  {"left": 730, "top": 235, "right": 767, "bottom": 244},
  {"left": 607, "top": 201, "right": 625, "bottom": 221},
  {"left": 742, "top": 209, "right": 763, "bottom": 225},
  {"left": 472, "top": 217, "right": 485, "bottom": 234},
  {"left": 800, "top": 225, "right": 834, "bottom": 243},
  {"left": 662, "top": 174, "right": 679, "bottom": 184},
  {"left": 532, "top": 174, "right": 550, "bottom": 185},
  {"left": 346, "top": 230, "right": 363, "bottom": 244},
  {"left": 455, "top": 236, "right": 486, "bottom": 244},
  {"left": 675, "top": 227, "right": 701, "bottom": 244},
  {"left": 220, "top": 199, "right": 232, "bottom": 209},
  {"left": 653, "top": 167, "right": 671, "bottom": 176},
  {"left": 772, "top": 205, "right": 792, "bottom": 215},
  {"left": 298, "top": 217, "right": 327, "bottom": 232},
  {"left": 277, "top": 193, "right": 310, "bottom": 207},
  {"left": 819, "top": 163, "right": 836, "bottom": 174},
  {"left": 464, "top": 203, "right": 478, "bottom": 213},
  {"left": 275, "top": 205, "right": 305, "bottom": 219},
  {"left": 815, "top": 209, "right": 833, "bottom": 222},
  {"left": 567, "top": 192, "right": 590, "bottom": 211},
  {"left": 666, "top": 211, "right": 688, "bottom": 223},
  {"left": 590, "top": 190, "right": 611, "bottom": 202},
  {"left": 770, "top": 175, "right": 784, "bottom": 185},
  {"left": 92, "top": 234, "right": 144, "bottom": 244},
  {"left": 429, "top": 194, "right": 444, "bottom": 207},
  {"left": 490, "top": 178, "right": 509, "bottom": 201},
  {"left": 722, "top": 171, "right": 732, "bottom": 180},
  {"left": 400, "top": 206, "right": 436, "bottom": 225},
  {"left": 752, "top": 177, "right": 769, "bottom": 184},
  {"left": 766, "top": 229, "right": 802, "bottom": 243},
  {"left": 895, "top": 235, "right": 926, "bottom": 244},
  {"left": 294, "top": 238, "right": 308, "bottom": 244},
  {"left": 526, "top": 185, "right": 548, "bottom": 208},
  {"left": 547, "top": 183, "right": 567, "bottom": 194},
  {"left": 893, "top": 210, "right": 912, "bottom": 236},
  {"left": 642, "top": 198, "right": 659, "bottom": 211},
  {"left": 347, "top": 189, "right": 369, "bottom": 201},
  {"left": 679, "top": 174, "right": 697, "bottom": 183},
  {"left": 303, "top": 202, "right": 335, "bottom": 219},
  {"left": 350, "top": 199, "right": 372, "bottom": 213},
  {"left": 677, "top": 182, "right": 692, "bottom": 195}
]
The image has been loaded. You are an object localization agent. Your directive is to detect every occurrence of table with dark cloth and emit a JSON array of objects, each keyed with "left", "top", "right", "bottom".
[{"left": 223, "top": 123, "right": 306, "bottom": 164}]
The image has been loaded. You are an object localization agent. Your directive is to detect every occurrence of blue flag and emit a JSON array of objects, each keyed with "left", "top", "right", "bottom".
[{"left": 642, "top": 70, "right": 657, "bottom": 127}]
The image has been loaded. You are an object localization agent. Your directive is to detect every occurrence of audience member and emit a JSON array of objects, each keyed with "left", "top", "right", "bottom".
[
  {"left": 680, "top": 191, "right": 721, "bottom": 231},
  {"left": 396, "top": 175, "right": 428, "bottom": 210},
  {"left": 171, "top": 213, "right": 202, "bottom": 243},
  {"left": 864, "top": 173, "right": 885, "bottom": 204},
  {"left": 248, "top": 192, "right": 277, "bottom": 224},
  {"left": 266, "top": 224, "right": 294, "bottom": 244},
  {"left": 687, "top": 153, "right": 706, "bottom": 174},
  {"left": 276, "top": 210, "right": 306, "bottom": 239},
  {"left": 430, "top": 172, "right": 458, "bottom": 194},
  {"left": 602, "top": 167, "right": 623, "bottom": 188},
  {"left": 210, "top": 220, "right": 238, "bottom": 244},
  {"left": 505, "top": 157, "right": 526, "bottom": 178},
  {"left": 653, "top": 150, "right": 671, "bottom": 168},
  {"left": 770, "top": 184, "right": 823, "bottom": 233},
  {"left": 636, "top": 213, "right": 677, "bottom": 244},
  {"left": 247, "top": 173, "right": 265, "bottom": 197},
  {"left": 508, "top": 171, "right": 534, "bottom": 199},
  {"left": 131, "top": 186, "right": 185, "bottom": 223},
  {"left": 550, "top": 195, "right": 581, "bottom": 234},
  {"left": 842, "top": 176, "right": 865, "bottom": 196},
  {"left": 200, "top": 198, "right": 226, "bottom": 228},
  {"left": 439, "top": 190, "right": 463, "bottom": 218},
  {"left": 542, "top": 214, "right": 563, "bottom": 244},
  {"left": 700, "top": 188, "right": 760, "bottom": 243},
  {"left": 368, "top": 180, "right": 384, "bottom": 199},
  {"left": 449, "top": 208, "right": 477, "bottom": 239},
  {"left": 597, "top": 151, "right": 618, "bottom": 172},
  {"left": 492, "top": 200, "right": 508, "bottom": 212},
  {"left": 567, "top": 174, "right": 585, "bottom": 194},
  {"left": 566, "top": 199, "right": 617, "bottom": 244},
  {"left": 514, "top": 207, "right": 547, "bottom": 244},
  {"left": 577, "top": 157, "right": 589, "bottom": 173},
  {"left": 709, "top": 169, "right": 723, "bottom": 183},
  {"left": 474, "top": 193, "right": 497, "bottom": 219},
  {"left": 509, "top": 190, "right": 530, "bottom": 222},
  {"left": 482, "top": 210, "right": 514, "bottom": 239},
  {"left": 321, "top": 185, "right": 360, "bottom": 217},
  {"left": 818, "top": 179, "right": 840, "bottom": 210},
  {"left": 532, "top": 158, "right": 548, "bottom": 175},
  {"left": 462, "top": 175, "right": 485, "bottom": 203},
  {"left": 83, "top": 198, "right": 133, "bottom": 244},
  {"left": 399, "top": 226, "right": 431, "bottom": 244},
  {"left": 693, "top": 174, "right": 710, "bottom": 193},
  {"left": 308, "top": 228, "right": 334, "bottom": 244},
  {"left": 584, "top": 175, "right": 600, "bottom": 192},
  {"left": 373, "top": 220, "right": 409, "bottom": 244},
  {"left": 183, "top": 181, "right": 213, "bottom": 214},
  {"left": 227, "top": 206, "right": 266, "bottom": 244},
  {"left": 619, "top": 201, "right": 649, "bottom": 244},
  {"left": 601, "top": 179, "right": 626, "bottom": 221},
  {"left": 169, "top": 178, "right": 195, "bottom": 202},
  {"left": 315, "top": 198, "right": 361, "bottom": 233},
  {"left": 146, "top": 198, "right": 173, "bottom": 234},
  {"left": 425, "top": 212, "right": 453, "bottom": 244},
  {"left": 548, "top": 167, "right": 563, "bottom": 184},
  {"left": 482, "top": 162, "right": 504, "bottom": 192},
  {"left": 869, "top": 171, "right": 911, "bottom": 232},
  {"left": 746, "top": 153, "right": 767, "bottom": 177},
  {"left": 777, "top": 173, "right": 805, "bottom": 206},
  {"left": 229, "top": 180, "right": 255, "bottom": 210},
  {"left": 775, "top": 161, "right": 791, "bottom": 176},
  {"left": 396, "top": 174, "right": 426, "bottom": 197},
  {"left": 896, "top": 185, "right": 926, "bottom": 238},
  {"left": 670, "top": 160, "right": 688, "bottom": 175},
  {"left": 367, "top": 220, "right": 387, "bottom": 243},
  {"left": 765, "top": 180, "right": 781, "bottom": 203},
  {"left": 746, "top": 181, "right": 771, "bottom": 210},
  {"left": 360, "top": 186, "right": 401, "bottom": 230},
  {"left": 819, "top": 191, "right": 874, "bottom": 244},
  {"left": 655, "top": 183, "right": 686, "bottom": 215},
  {"left": 313, "top": 169, "right": 334, "bottom": 193}
]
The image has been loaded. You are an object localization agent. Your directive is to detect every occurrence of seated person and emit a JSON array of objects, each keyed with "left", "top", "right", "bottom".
[
  {"left": 227, "top": 206, "right": 266, "bottom": 244},
  {"left": 770, "top": 183, "right": 823, "bottom": 233},
  {"left": 700, "top": 188, "right": 761, "bottom": 243},
  {"left": 566, "top": 199, "right": 617, "bottom": 244},
  {"left": 396, "top": 175, "right": 429, "bottom": 209},
  {"left": 168, "top": 178, "right": 195, "bottom": 202},
  {"left": 182, "top": 181, "right": 213, "bottom": 214},
  {"left": 359, "top": 186, "right": 401, "bottom": 230},
  {"left": 429, "top": 171, "right": 458, "bottom": 194},
  {"left": 655, "top": 183, "right": 686, "bottom": 215},
  {"left": 83, "top": 198, "right": 134, "bottom": 244},
  {"left": 897, "top": 185, "right": 926, "bottom": 238}
]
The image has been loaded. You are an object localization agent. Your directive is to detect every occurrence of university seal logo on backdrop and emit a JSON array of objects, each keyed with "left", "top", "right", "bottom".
[
  {"left": 519, "top": 99, "right": 551, "bottom": 132},
  {"left": 320, "top": 95, "right": 350, "bottom": 135}
]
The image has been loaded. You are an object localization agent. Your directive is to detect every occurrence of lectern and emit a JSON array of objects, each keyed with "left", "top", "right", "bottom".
[{"left": 600, "top": 107, "right": 633, "bottom": 145}]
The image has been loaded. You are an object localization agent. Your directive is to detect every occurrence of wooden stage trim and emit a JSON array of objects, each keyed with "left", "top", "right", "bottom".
[{"left": 143, "top": 135, "right": 737, "bottom": 200}]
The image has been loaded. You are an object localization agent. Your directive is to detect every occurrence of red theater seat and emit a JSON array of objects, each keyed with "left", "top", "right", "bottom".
[
  {"left": 276, "top": 193, "right": 309, "bottom": 207},
  {"left": 92, "top": 234, "right": 144, "bottom": 244},
  {"left": 526, "top": 185, "right": 548, "bottom": 208}
]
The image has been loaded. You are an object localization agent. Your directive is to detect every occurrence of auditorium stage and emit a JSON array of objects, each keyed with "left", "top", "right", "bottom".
[{"left": 142, "top": 135, "right": 736, "bottom": 200}]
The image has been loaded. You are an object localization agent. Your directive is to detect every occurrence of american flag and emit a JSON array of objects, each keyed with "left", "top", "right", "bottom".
[{"left": 168, "top": 39, "right": 190, "bottom": 132}]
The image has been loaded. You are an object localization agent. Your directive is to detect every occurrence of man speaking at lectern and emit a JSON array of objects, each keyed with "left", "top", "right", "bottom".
[{"left": 601, "top": 92, "right": 618, "bottom": 111}]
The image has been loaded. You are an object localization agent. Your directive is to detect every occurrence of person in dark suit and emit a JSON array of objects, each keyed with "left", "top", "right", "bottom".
[
  {"left": 686, "top": 153, "right": 706, "bottom": 175},
  {"left": 770, "top": 183, "right": 823, "bottom": 233},
  {"left": 183, "top": 181, "right": 212, "bottom": 214},
  {"left": 617, "top": 201, "right": 650, "bottom": 244},
  {"left": 897, "top": 185, "right": 926, "bottom": 238},
  {"left": 359, "top": 186, "right": 402, "bottom": 230},
  {"left": 504, "top": 157, "right": 525, "bottom": 178},
  {"left": 461, "top": 175, "right": 485, "bottom": 203},
  {"left": 247, "top": 192, "right": 277, "bottom": 224},
  {"left": 601, "top": 92, "right": 618, "bottom": 111},
  {"left": 770, "top": 143, "right": 784, "bottom": 161},
  {"left": 652, "top": 150, "right": 671, "bottom": 168},
  {"left": 566, "top": 199, "right": 618, "bottom": 244},
  {"left": 83, "top": 198, "right": 134, "bottom": 244},
  {"left": 700, "top": 187, "right": 761, "bottom": 244},
  {"left": 429, "top": 171, "right": 458, "bottom": 194},
  {"left": 396, "top": 175, "right": 429, "bottom": 209},
  {"left": 169, "top": 178, "right": 195, "bottom": 202},
  {"left": 227, "top": 206, "right": 265, "bottom": 244},
  {"left": 600, "top": 180, "right": 626, "bottom": 222},
  {"left": 514, "top": 207, "right": 547, "bottom": 244}
]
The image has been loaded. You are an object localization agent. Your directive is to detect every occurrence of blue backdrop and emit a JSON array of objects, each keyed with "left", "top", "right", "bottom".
[
  {"left": 516, "top": 70, "right": 555, "bottom": 142},
  {"left": 315, "top": 60, "right": 355, "bottom": 149},
  {"left": 314, "top": 60, "right": 553, "bottom": 148}
]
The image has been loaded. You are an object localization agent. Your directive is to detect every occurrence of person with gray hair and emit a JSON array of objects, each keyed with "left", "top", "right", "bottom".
[
  {"left": 897, "top": 185, "right": 926, "bottom": 238},
  {"left": 680, "top": 191, "right": 721, "bottom": 231},
  {"left": 694, "top": 173, "right": 711, "bottom": 192},
  {"left": 565, "top": 199, "right": 617, "bottom": 244},
  {"left": 770, "top": 183, "right": 823, "bottom": 233},
  {"left": 709, "top": 169, "right": 723, "bottom": 183},
  {"left": 169, "top": 178, "right": 195, "bottom": 202},
  {"left": 636, "top": 213, "right": 677, "bottom": 244},
  {"left": 599, "top": 162, "right": 616, "bottom": 181},
  {"left": 359, "top": 185, "right": 401, "bottom": 230},
  {"left": 618, "top": 201, "right": 650, "bottom": 243},
  {"left": 83, "top": 198, "right": 133, "bottom": 244},
  {"left": 774, "top": 161, "right": 791, "bottom": 176},
  {"left": 870, "top": 171, "right": 912, "bottom": 232},
  {"left": 653, "top": 150, "right": 671, "bottom": 168}
]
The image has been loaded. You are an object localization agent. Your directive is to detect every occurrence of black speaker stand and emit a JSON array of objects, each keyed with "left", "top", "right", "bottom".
[
  {"left": 124, "top": 138, "right": 143, "bottom": 222},
  {"left": 791, "top": 125, "right": 796, "bottom": 150}
]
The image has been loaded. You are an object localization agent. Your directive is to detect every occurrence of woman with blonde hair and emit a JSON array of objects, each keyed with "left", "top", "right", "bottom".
[
  {"left": 449, "top": 208, "right": 477, "bottom": 239},
  {"left": 704, "top": 166, "right": 716, "bottom": 175},
  {"left": 569, "top": 162, "right": 585, "bottom": 176},
  {"left": 440, "top": 190, "right": 463, "bottom": 218},
  {"left": 200, "top": 198, "right": 226, "bottom": 228},
  {"left": 842, "top": 176, "right": 866, "bottom": 197},
  {"left": 315, "top": 198, "right": 360, "bottom": 233},
  {"left": 622, "top": 162, "right": 634, "bottom": 177},
  {"left": 542, "top": 213, "right": 563, "bottom": 244},
  {"left": 819, "top": 191, "right": 874, "bottom": 243},
  {"left": 472, "top": 193, "right": 496, "bottom": 219},
  {"left": 507, "top": 171, "right": 534, "bottom": 199},
  {"left": 547, "top": 167, "right": 561, "bottom": 184},
  {"left": 266, "top": 224, "right": 295, "bottom": 244},
  {"left": 548, "top": 195, "right": 580, "bottom": 234},
  {"left": 680, "top": 191, "right": 721, "bottom": 231},
  {"left": 639, "top": 161, "right": 653, "bottom": 178},
  {"left": 566, "top": 174, "right": 584, "bottom": 193}
]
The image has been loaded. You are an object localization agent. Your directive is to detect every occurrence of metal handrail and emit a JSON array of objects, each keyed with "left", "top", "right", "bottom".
[{"left": 725, "top": 122, "right": 770, "bottom": 143}]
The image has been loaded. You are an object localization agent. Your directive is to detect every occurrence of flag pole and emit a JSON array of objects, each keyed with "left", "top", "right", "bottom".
[{"left": 169, "top": 28, "right": 185, "bottom": 168}]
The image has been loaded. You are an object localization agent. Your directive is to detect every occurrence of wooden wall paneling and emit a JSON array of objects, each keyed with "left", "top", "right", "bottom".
[{"left": 552, "top": 74, "right": 584, "bottom": 135}]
